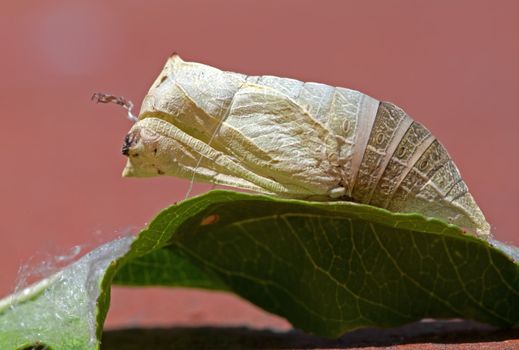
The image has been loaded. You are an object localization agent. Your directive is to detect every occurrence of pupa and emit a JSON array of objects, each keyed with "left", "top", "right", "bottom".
[{"left": 109, "top": 54, "right": 489, "bottom": 235}]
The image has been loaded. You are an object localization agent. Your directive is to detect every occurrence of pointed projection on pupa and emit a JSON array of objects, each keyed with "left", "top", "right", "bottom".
[{"left": 122, "top": 54, "right": 490, "bottom": 236}]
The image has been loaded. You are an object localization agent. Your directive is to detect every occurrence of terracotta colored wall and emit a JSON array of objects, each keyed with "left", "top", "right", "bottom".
[{"left": 1, "top": 1, "right": 517, "bottom": 329}]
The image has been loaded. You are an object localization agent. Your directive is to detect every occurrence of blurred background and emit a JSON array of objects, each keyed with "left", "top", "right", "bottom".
[{"left": 0, "top": 0, "right": 517, "bottom": 331}]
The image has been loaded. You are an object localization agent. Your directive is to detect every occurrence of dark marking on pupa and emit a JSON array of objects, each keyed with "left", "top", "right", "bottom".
[
  {"left": 122, "top": 135, "right": 132, "bottom": 156},
  {"left": 122, "top": 133, "right": 139, "bottom": 156}
]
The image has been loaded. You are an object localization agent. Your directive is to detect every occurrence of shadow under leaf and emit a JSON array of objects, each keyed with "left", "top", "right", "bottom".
[{"left": 101, "top": 320, "right": 518, "bottom": 350}]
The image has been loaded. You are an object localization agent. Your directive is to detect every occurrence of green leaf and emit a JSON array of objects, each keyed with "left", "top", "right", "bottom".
[{"left": 1, "top": 190, "right": 518, "bottom": 349}]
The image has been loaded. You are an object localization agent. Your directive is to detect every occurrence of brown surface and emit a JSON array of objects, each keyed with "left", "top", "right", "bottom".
[{"left": 0, "top": 0, "right": 518, "bottom": 342}]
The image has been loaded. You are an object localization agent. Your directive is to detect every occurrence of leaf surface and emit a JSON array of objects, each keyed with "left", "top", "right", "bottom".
[{"left": 1, "top": 190, "right": 517, "bottom": 349}]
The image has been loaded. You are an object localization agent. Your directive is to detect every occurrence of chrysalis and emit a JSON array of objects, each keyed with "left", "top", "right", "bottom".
[{"left": 121, "top": 54, "right": 490, "bottom": 235}]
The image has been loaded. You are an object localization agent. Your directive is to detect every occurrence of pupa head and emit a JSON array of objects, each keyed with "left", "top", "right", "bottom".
[{"left": 121, "top": 124, "right": 165, "bottom": 177}]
